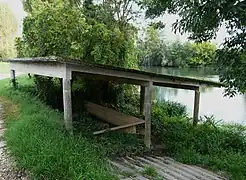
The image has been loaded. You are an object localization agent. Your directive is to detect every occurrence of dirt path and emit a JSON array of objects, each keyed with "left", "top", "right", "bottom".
[{"left": 0, "top": 104, "right": 28, "bottom": 180}]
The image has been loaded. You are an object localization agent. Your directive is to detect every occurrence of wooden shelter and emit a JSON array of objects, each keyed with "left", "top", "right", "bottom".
[{"left": 5, "top": 57, "right": 223, "bottom": 148}]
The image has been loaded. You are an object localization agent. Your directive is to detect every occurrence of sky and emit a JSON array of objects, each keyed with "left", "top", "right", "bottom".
[{"left": 0, "top": 0, "right": 228, "bottom": 45}]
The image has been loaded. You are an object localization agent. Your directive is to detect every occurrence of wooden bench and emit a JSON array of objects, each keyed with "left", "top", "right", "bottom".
[{"left": 84, "top": 102, "right": 145, "bottom": 135}]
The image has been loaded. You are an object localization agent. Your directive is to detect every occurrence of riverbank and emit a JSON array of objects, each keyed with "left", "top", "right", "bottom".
[
  {"left": 143, "top": 66, "right": 246, "bottom": 125},
  {"left": 0, "top": 77, "right": 146, "bottom": 179},
  {"left": 0, "top": 76, "right": 246, "bottom": 179}
]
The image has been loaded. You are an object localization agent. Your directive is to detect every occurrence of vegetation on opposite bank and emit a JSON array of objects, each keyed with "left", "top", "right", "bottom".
[
  {"left": 138, "top": 26, "right": 217, "bottom": 68},
  {"left": 1, "top": 76, "right": 246, "bottom": 179}
]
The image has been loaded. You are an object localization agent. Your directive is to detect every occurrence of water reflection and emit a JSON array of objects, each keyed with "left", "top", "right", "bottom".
[{"left": 143, "top": 67, "right": 246, "bottom": 124}]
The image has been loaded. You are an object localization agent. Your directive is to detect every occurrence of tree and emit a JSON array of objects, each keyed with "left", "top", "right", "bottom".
[
  {"left": 138, "top": 25, "right": 165, "bottom": 66},
  {"left": 189, "top": 42, "right": 217, "bottom": 67},
  {"left": 17, "top": 0, "right": 139, "bottom": 105},
  {"left": 0, "top": 3, "right": 17, "bottom": 57},
  {"left": 141, "top": 0, "right": 246, "bottom": 96},
  {"left": 22, "top": 0, "right": 81, "bottom": 14}
]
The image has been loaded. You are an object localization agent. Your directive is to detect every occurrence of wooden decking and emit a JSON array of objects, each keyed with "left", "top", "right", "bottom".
[
  {"left": 111, "top": 156, "right": 227, "bottom": 180},
  {"left": 3, "top": 57, "right": 223, "bottom": 148}
]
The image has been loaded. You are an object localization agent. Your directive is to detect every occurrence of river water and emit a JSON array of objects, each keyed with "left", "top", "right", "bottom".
[{"left": 143, "top": 67, "right": 246, "bottom": 125}]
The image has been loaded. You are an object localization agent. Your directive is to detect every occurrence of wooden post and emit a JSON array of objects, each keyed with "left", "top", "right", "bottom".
[
  {"left": 193, "top": 88, "right": 200, "bottom": 126},
  {"left": 10, "top": 69, "right": 16, "bottom": 89},
  {"left": 144, "top": 81, "right": 152, "bottom": 148},
  {"left": 140, "top": 86, "right": 145, "bottom": 115},
  {"left": 62, "top": 78, "right": 73, "bottom": 134}
]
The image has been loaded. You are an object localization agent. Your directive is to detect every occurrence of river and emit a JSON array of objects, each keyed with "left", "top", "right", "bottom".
[{"left": 143, "top": 67, "right": 246, "bottom": 125}]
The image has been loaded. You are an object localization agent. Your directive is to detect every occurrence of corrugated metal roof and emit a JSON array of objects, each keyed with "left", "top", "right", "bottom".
[{"left": 111, "top": 156, "right": 227, "bottom": 180}]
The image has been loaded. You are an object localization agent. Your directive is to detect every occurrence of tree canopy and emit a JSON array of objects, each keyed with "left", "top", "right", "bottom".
[
  {"left": 0, "top": 3, "right": 17, "bottom": 57},
  {"left": 17, "top": 0, "right": 138, "bottom": 68},
  {"left": 141, "top": 0, "right": 246, "bottom": 96}
]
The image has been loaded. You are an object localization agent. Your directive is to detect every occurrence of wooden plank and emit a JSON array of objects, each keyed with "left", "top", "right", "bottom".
[
  {"left": 9, "top": 62, "right": 67, "bottom": 79},
  {"left": 193, "top": 88, "right": 200, "bottom": 126},
  {"left": 73, "top": 72, "right": 148, "bottom": 86},
  {"left": 140, "top": 86, "right": 145, "bottom": 115},
  {"left": 85, "top": 102, "right": 144, "bottom": 126},
  {"left": 153, "top": 82, "right": 198, "bottom": 90},
  {"left": 68, "top": 63, "right": 222, "bottom": 89},
  {"left": 144, "top": 81, "right": 153, "bottom": 148},
  {"left": 93, "top": 121, "right": 145, "bottom": 135},
  {"left": 10, "top": 69, "right": 16, "bottom": 89},
  {"left": 63, "top": 78, "right": 73, "bottom": 134}
]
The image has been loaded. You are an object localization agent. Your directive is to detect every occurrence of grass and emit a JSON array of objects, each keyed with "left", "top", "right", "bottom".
[
  {"left": 0, "top": 62, "right": 10, "bottom": 73},
  {"left": 0, "top": 77, "right": 146, "bottom": 179},
  {"left": 151, "top": 101, "right": 246, "bottom": 180},
  {"left": 1, "top": 76, "right": 246, "bottom": 179},
  {"left": 142, "top": 165, "right": 158, "bottom": 178}
]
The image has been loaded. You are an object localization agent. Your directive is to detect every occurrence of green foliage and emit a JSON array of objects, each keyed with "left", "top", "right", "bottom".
[
  {"left": 151, "top": 101, "right": 246, "bottom": 179},
  {"left": 138, "top": 26, "right": 165, "bottom": 66},
  {"left": 152, "top": 100, "right": 187, "bottom": 119},
  {"left": 141, "top": 0, "right": 246, "bottom": 95},
  {"left": 16, "top": 0, "right": 139, "bottom": 106},
  {"left": 0, "top": 3, "right": 17, "bottom": 58},
  {"left": 138, "top": 27, "right": 217, "bottom": 67},
  {"left": 189, "top": 42, "right": 217, "bottom": 67},
  {"left": 142, "top": 166, "right": 158, "bottom": 178},
  {"left": 0, "top": 76, "right": 146, "bottom": 179},
  {"left": 164, "top": 41, "right": 193, "bottom": 67}
]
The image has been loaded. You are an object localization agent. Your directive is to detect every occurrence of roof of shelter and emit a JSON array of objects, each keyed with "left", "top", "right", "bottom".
[{"left": 3, "top": 56, "right": 224, "bottom": 88}]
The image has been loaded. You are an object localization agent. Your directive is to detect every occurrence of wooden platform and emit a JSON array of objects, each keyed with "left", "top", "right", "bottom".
[{"left": 85, "top": 102, "right": 145, "bottom": 135}]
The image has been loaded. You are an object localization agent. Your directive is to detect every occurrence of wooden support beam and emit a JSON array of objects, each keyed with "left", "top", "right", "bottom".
[
  {"left": 140, "top": 86, "right": 145, "bottom": 115},
  {"left": 193, "top": 88, "right": 200, "bottom": 126},
  {"left": 73, "top": 72, "right": 148, "bottom": 86},
  {"left": 153, "top": 82, "right": 198, "bottom": 90},
  {"left": 10, "top": 69, "right": 16, "bottom": 89},
  {"left": 93, "top": 121, "right": 145, "bottom": 135},
  {"left": 144, "top": 81, "right": 153, "bottom": 148},
  {"left": 62, "top": 78, "right": 73, "bottom": 134}
]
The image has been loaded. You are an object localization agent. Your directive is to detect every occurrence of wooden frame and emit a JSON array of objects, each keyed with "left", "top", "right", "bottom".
[{"left": 7, "top": 57, "right": 223, "bottom": 148}]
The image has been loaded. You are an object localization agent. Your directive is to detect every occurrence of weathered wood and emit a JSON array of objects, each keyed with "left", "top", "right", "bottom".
[
  {"left": 9, "top": 62, "right": 67, "bottom": 79},
  {"left": 85, "top": 102, "right": 144, "bottom": 126},
  {"left": 144, "top": 81, "right": 153, "bottom": 148},
  {"left": 153, "top": 82, "right": 198, "bottom": 90},
  {"left": 193, "top": 88, "right": 200, "bottom": 126},
  {"left": 93, "top": 121, "right": 145, "bottom": 135},
  {"left": 62, "top": 78, "right": 73, "bottom": 134},
  {"left": 68, "top": 63, "right": 222, "bottom": 89},
  {"left": 74, "top": 72, "right": 148, "bottom": 86},
  {"left": 85, "top": 102, "right": 144, "bottom": 134},
  {"left": 140, "top": 86, "right": 145, "bottom": 115},
  {"left": 10, "top": 69, "right": 16, "bottom": 89}
]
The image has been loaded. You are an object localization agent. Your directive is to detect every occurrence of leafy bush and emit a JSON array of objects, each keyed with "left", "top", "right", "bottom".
[
  {"left": 152, "top": 100, "right": 187, "bottom": 119},
  {"left": 151, "top": 101, "right": 246, "bottom": 179}
]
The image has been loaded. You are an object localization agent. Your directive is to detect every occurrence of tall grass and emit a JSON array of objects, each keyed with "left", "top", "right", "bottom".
[
  {"left": 1, "top": 77, "right": 246, "bottom": 179},
  {"left": 0, "top": 77, "right": 121, "bottom": 179},
  {"left": 152, "top": 101, "right": 246, "bottom": 179}
]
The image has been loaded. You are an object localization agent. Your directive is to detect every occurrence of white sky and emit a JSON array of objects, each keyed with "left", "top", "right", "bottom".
[{"left": 1, "top": 0, "right": 227, "bottom": 45}]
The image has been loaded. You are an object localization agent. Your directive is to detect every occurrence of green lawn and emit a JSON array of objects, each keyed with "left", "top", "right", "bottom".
[
  {"left": 0, "top": 62, "right": 10, "bottom": 73},
  {"left": 0, "top": 76, "right": 146, "bottom": 179},
  {"left": 0, "top": 77, "right": 116, "bottom": 179}
]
